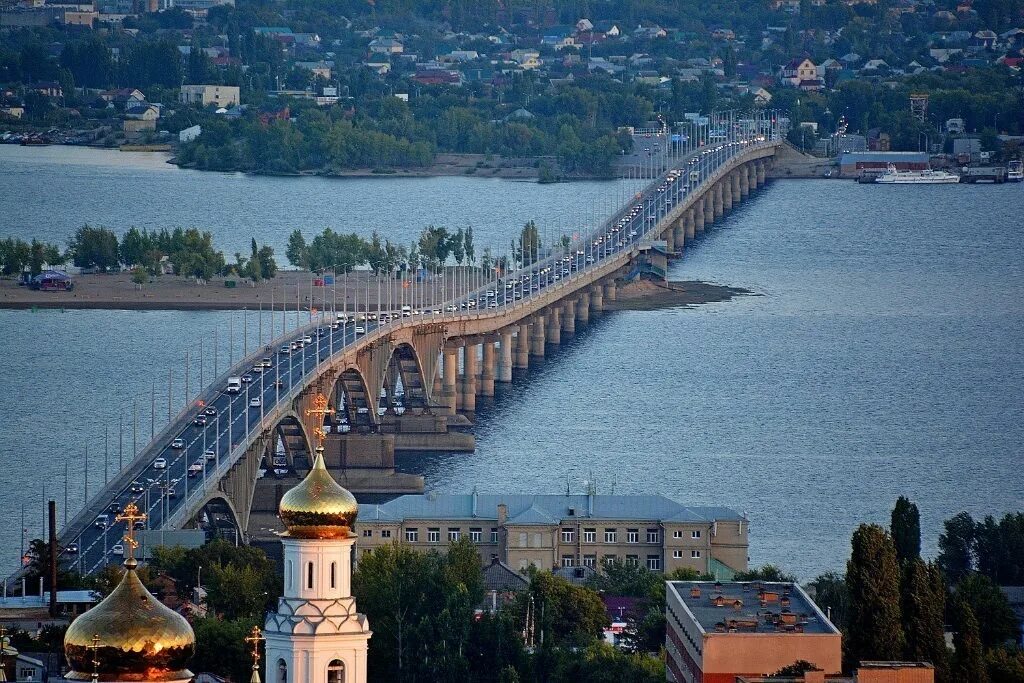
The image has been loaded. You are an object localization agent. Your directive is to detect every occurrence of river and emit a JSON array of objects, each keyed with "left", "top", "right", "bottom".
[{"left": 1, "top": 146, "right": 1022, "bottom": 580}]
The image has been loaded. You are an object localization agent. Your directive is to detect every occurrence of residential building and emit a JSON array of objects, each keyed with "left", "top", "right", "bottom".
[
  {"left": 780, "top": 58, "right": 824, "bottom": 89},
  {"left": 179, "top": 124, "right": 201, "bottom": 143},
  {"left": 123, "top": 103, "right": 159, "bottom": 136},
  {"left": 665, "top": 581, "right": 842, "bottom": 683},
  {"left": 838, "top": 151, "right": 928, "bottom": 176},
  {"left": 509, "top": 49, "right": 541, "bottom": 69},
  {"left": 368, "top": 37, "right": 403, "bottom": 55},
  {"left": 355, "top": 493, "right": 749, "bottom": 575},
  {"left": 101, "top": 87, "right": 146, "bottom": 105},
  {"left": 179, "top": 84, "right": 239, "bottom": 108}
]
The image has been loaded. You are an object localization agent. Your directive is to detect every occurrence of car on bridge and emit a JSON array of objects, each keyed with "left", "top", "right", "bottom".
[
  {"left": 188, "top": 461, "right": 203, "bottom": 477},
  {"left": 95, "top": 514, "right": 109, "bottom": 529},
  {"left": 154, "top": 457, "right": 167, "bottom": 469},
  {"left": 170, "top": 438, "right": 185, "bottom": 449},
  {"left": 204, "top": 406, "right": 217, "bottom": 416},
  {"left": 260, "top": 357, "right": 272, "bottom": 368},
  {"left": 111, "top": 544, "right": 124, "bottom": 556},
  {"left": 279, "top": 345, "right": 291, "bottom": 355},
  {"left": 250, "top": 397, "right": 262, "bottom": 408},
  {"left": 193, "top": 415, "right": 207, "bottom": 427},
  {"left": 63, "top": 543, "right": 78, "bottom": 554},
  {"left": 203, "top": 448, "right": 216, "bottom": 460}
]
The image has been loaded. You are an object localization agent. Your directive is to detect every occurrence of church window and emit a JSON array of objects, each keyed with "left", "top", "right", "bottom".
[
  {"left": 307, "top": 562, "right": 314, "bottom": 589},
  {"left": 330, "top": 562, "right": 336, "bottom": 589},
  {"left": 327, "top": 659, "right": 344, "bottom": 683},
  {"left": 277, "top": 659, "right": 287, "bottom": 683}
]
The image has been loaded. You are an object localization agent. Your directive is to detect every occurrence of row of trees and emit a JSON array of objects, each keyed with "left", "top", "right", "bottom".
[
  {"left": 810, "top": 497, "right": 1024, "bottom": 682},
  {"left": 0, "top": 237, "right": 62, "bottom": 277},
  {"left": 62, "top": 225, "right": 276, "bottom": 282},
  {"left": 285, "top": 225, "right": 478, "bottom": 274}
]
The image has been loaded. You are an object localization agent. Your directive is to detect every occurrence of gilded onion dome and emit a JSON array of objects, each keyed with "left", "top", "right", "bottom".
[
  {"left": 278, "top": 448, "right": 358, "bottom": 539},
  {"left": 64, "top": 561, "right": 195, "bottom": 682}
]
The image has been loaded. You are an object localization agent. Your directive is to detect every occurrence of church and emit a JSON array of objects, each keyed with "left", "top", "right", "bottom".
[{"left": 57, "top": 425, "right": 372, "bottom": 683}]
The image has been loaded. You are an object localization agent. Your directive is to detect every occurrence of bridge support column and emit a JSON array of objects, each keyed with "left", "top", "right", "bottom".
[
  {"left": 561, "top": 301, "right": 576, "bottom": 335},
  {"left": 685, "top": 208, "right": 696, "bottom": 242},
  {"left": 740, "top": 164, "right": 751, "bottom": 197},
  {"left": 723, "top": 175, "right": 734, "bottom": 211},
  {"left": 441, "top": 347, "right": 457, "bottom": 414},
  {"left": 731, "top": 172, "right": 742, "bottom": 205},
  {"left": 480, "top": 341, "right": 496, "bottom": 397},
  {"left": 498, "top": 331, "right": 514, "bottom": 382},
  {"left": 461, "top": 343, "right": 477, "bottom": 412},
  {"left": 664, "top": 225, "right": 676, "bottom": 253},
  {"left": 756, "top": 161, "right": 766, "bottom": 186},
  {"left": 546, "top": 307, "right": 561, "bottom": 346},
  {"left": 530, "top": 318, "right": 546, "bottom": 357},
  {"left": 604, "top": 280, "right": 617, "bottom": 302},
  {"left": 516, "top": 324, "right": 530, "bottom": 368},
  {"left": 703, "top": 194, "right": 714, "bottom": 227},
  {"left": 590, "top": 285, "right": 604, "bottom": 313},
  {"left": 714, "top": 182, "right": 724, "bottom": 218},
  {"left": 673, "top": 222, "right": 685, "bottom": 254},
  {"left": 577, "top": 292, "right": 590, "bottom": 325}
]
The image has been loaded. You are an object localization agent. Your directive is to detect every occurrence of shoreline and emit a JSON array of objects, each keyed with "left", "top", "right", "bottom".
[{"left": 0, "top": 272, "right": 749, "bottom": 312}]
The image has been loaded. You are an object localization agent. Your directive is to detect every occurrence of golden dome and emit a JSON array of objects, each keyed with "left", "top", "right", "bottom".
[
  {"left": 279, "top": 448, "right": 358, "bottom": 539},
  {"left": 64, "top": 565, "right": 195, "bottom": 682}
]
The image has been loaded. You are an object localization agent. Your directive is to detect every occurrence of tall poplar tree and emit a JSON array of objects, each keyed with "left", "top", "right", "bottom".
[
  {"left": 901, "top": 559, "right": 948, "bottom": 677},
  {"left": 845, "top": 524, "right": 906, "bottom": 668},
  {"left": 951, "top": 596, "right": 989, "bottom": 683},
  {"left": 891, "top": 496, "right": 921, "bottom": 565}
]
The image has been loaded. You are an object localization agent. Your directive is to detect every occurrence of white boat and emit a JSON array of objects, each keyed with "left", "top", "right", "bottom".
[
  {"left": 875, "top": 163, "right": 960, "bottom": 184},
  {"left": 1008, "top": 160, "right": 1023, "bottom": 182}
]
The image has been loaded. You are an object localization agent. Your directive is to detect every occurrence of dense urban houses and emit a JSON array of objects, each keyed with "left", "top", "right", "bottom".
[{"left": 356, "top": 493, "right": 749, "bottom": 576}]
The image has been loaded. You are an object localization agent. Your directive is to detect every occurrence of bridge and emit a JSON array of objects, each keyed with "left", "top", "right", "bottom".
[{"left": 25, "top": 112, "right": 784, "bottom": 580}]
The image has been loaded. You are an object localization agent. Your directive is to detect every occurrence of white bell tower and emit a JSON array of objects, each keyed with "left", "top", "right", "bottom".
[{"left": 264, "top": 535, "right": 371, "bottom": 683}]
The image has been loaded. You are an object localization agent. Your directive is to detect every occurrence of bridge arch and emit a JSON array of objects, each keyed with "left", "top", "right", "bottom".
[
  {"left": 329, "top": 366, "right": 377, "bottom": 432},
  {"left": 186, "top": 492, "right": 243, "bottom": 542},
  {"left": 271, "top": 411, "right": 313, "bottom": 469},
  {"left": 383, "top": 342, "right": 430, "bottom": 413}
]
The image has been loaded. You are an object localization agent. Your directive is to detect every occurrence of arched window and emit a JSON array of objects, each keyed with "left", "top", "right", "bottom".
[
  {"left": 327, "top": 659, "right": 344, "bottom": 683},
  {"left": 330, "top": 562, "right": 336, "bottom": 589},
  {"left": 285, "top": 560, "right": 292, "bottom": 591},
  {"left": 307, "top": 562, "right": 314, "bottom": 589},
  {"left": 277, "top": 659, "right": 287, "bottom": 683}
]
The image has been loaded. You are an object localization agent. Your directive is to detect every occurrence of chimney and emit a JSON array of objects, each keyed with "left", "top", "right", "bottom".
[
  {"left": 48, "top": 500, "right": 57, "bottom": 617},
  {"left": 497, "top": 503, "right": 507, "bottom": 526}
]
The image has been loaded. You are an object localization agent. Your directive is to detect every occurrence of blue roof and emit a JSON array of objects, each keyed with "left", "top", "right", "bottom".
[{"left": 359, "top": 494, "right": 743, "bottom": 525}]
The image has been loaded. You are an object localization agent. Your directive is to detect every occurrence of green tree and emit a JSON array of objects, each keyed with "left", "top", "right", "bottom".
[
  {"left": 519, "top": 220, "right": 541, "bottom": 267},
  {"left": 246, "top": 237, "right": 261, "bottom": 281},
  {"left": 286, "top": 229, "right": 308, "bottom": 269},
  {"left": 68, "top": 225, "right": 119, "bottom": 272},
  {"left": 551, "top": 640, "right": 663, "bottom": 682},
  {"left": 191, "top": 617, "right": 258, "bottom": 682},
  {"left": 120, "top": 227, "right": 153, "bottom": 268},
  {"left": 131, "top": 266, "right": 148, "bottom": 289},
  {"left": 809, "top": 572, "right": 849, "bottom": 632},
  {"left": 954, "top": 573, "right": 1019, "bottom": 647},
  {"left": 951, "top": 597, "right": 990, "bottom": 683},
  {"left": 519, "top": 569, "right": 609, "bottom": 647},
  {"left": 901, "top": 559, "right": 948, "bottom": 674},
  {"left": 464, "top": 226, "right": 475, "bottom": 264},
  {"left": 891, "top": 496, "right": 922, "bottom": 565},
  {"left": 451, "top": 227, "right": 466, "bottom": 265},
  {"left": 938, "top": 512, "right": 977, "bottom": 581},
  {"left": 257, "top": 245, "right": 277, "bottom": 279},
  {"left": 845, "top": 524, "right": 906, "bottom": 667},
  {"left": 734, "top": 564, "right": 797, "bottom": 582}
]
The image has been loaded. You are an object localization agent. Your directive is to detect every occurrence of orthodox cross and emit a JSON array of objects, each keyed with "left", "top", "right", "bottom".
[
  {"left": 304, "top": 393, "right": 334, "bottom": 449},
  {"left": 115, "top": 502, "right": 147, "bottom": 564},
  {"left": 244, "top": 625, "right": 265, "bottom": 678},
  {"left": 90, "top": 634, "right": 100, "bottom": 683}
]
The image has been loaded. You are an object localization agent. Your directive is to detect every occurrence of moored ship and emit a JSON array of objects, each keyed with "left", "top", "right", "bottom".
[{"left": 875, "top": 163, "right": 960, "bottom": 184}]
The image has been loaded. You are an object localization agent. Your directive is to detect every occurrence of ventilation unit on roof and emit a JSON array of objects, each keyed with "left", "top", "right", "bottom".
[{"left": 568, "top": 507, "right": 576, "bottom": 516}]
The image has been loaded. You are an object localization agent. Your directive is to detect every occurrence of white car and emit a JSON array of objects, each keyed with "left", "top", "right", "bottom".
[
  {"left": 170, "top": 438, "right": 185, "bottom": 449},
  {"left": 203, "top": 448, "right": 216, "bottom": 461},
  {"left": 260, "top": 357, "right": 273, "bottom": 368},
  {"left": 279, "top": 345, "right": 291, "bottom": 355},
  {"left": 154, "top": 457, "right": 167, "bottom": 469},
  {"left": 250, "top": 397, "right": 262, "bottom": 408},
  {"left": 355, "top": 326, "right": 365, "bottom": 334},
  {"left": 111, "top": 544, "right": 124, "bottom": 556}
]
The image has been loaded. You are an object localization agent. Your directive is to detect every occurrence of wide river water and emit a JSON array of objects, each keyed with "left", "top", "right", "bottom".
[{"left": 1, "top": 146, "right": 1022, "bottom": 579}]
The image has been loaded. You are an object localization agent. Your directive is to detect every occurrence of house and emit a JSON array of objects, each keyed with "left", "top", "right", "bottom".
[
  {"left": 929, "top": 47, "right": 963, "bottom": 62},
  {"left": 780, "top": 58, "right": 822, "bottom": 88},
  {"left": 973, "top": 29, "right": 997, "bottom": 48},
  {"left": 503, "top": 107, "right": 535, "bottom": 121},
  {"left": 412, "top": 69, "right": 462, "bottom": 86},
  {"left": 633, "top": 24, "right": 667, "bottom": 39},
  {"left": 575, "top": 18, "right": 593, "bottom": 32},
  {"left": 294, "top": 60, "right": 333, "bottom": 79},
  {"left": 862, "top": 58, "right": 889, "bottom": 70},
  {"left": 368, "top": 37, "right": 403, "bottom": 55},
  {"left": 123, "top": 103, "right": 158, "bottom": 137},
  {"left": 363, "top": 61, "right": 391, "bottom": 75},
  {"left": 594, "top": 21, "right": 620, "bottom": 37},
  {"left": 31, "top": 81, "right": 62, "bottom": 98},
  {"left": 179, "top": 124, "right": 201, "bottom": 142},
  {"left": 711, "top": 28, "right": 735, "bottom": 41},
  {"left": 541, "top": 34, "right": 576, "bottom": 50},
  {"left": 445, "top": 50, "right": 479, "bottom": 62},
  {"left": 179, "top": 84, "right": 240, "bottom": 108},
  {"left": 509, "top": 49, "right": 541, "bottom": 70},
  {"left": 751, "top": 86, "right": 772, "bottom": 104}
]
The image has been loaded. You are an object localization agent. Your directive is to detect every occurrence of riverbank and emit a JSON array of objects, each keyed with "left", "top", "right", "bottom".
[
  {"left": 0, "top": 271, "right": 748, "bottom": 311},
  {"left": 609, "top": 279, "right": 752, "bottom": 310}
]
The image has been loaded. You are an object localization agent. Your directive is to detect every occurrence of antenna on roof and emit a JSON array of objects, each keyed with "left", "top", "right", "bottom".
[{"left": 565, "top": 475, "right": 570, "bottom": 496}]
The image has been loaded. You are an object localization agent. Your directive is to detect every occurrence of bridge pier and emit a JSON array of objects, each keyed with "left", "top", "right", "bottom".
[
  {"left": 516, "top": 323, "right": 530, "bottom": 368},
  {"left": 714, "top": 182, "right": 724, "bottom": 218},
  {"left": 590, "top": 285, "right": 604, "bottom": 313},
  {"left": 561, "top": 301, "right": 576, "bottom": 335},
  {"left": 703, "top": 194, "right": 714, "bottom": 227},
  {"left": 530, "top": 318, "right": 546, "bottom": 357},
  {"left": 664, "top": 225, "right": 676, "bottom": 253},
  {"left": 461, "top": 343, "right": 477, "bottom": 412},
  {"left": 546, "top": 307, "right": 561, "bottom": 345},
  {"left": 732, "top": 172, "right": 742, "bottom": 205},
  {"left": 480, "top": 340, "right": 496, "bottom": 397},
  {"left": 498, "top": 330, "right": 513, "bottom": 382},
  {"left": 577, "top": 292, "right": 590, "bottom": 325},
  {"left": 756, "top": 161, "right": 766, "bottom": 186},
  {"left": 685, "top": 209, "right": 696, "bottom": 242},
  {"left": 673, "top": 222, "right": 685, "bottom": 254},
  {"left": 604, "top": 280, "right": 617, "bottom": 302},
  {"left": 723, "top": 176, "right": 734, "bottom": 212},
  {"left": 740, "top": 164, "right": 751, "bottom": 197}
]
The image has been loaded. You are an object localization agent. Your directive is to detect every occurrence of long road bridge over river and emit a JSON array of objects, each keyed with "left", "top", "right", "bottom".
[{"left": 11, "top": 112, "right": 784, "bottom": 581}]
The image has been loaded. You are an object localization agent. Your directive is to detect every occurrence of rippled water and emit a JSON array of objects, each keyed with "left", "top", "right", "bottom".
[{"left": 1, "top": 147, "right": 1022, "bottom": 579}]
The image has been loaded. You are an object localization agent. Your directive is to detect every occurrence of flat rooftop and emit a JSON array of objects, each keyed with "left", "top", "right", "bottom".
[{"left": 669, "top": 581, "right": 839, "bottom": 635}]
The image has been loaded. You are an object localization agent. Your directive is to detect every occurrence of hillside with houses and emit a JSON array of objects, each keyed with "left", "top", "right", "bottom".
[{"left": 0, "top": 0, "right": 1021, "bottom": 173}]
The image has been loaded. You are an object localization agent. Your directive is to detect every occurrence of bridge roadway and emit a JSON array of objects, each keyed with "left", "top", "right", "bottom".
[{"left": 39, "top": 121, "right": 782, "bottom": 579}]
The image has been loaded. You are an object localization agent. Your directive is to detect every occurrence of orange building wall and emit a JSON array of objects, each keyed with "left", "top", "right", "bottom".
[
  {"left": 858, "top": 668, "right": 934, "bottom": 683},
  {"left": 702, "top": 632, "right": 842, "bottom": 676}
]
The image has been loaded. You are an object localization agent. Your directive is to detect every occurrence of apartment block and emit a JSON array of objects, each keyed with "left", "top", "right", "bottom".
[{"left": 355, "top": 493, "right": 748, "bottom": 575}]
